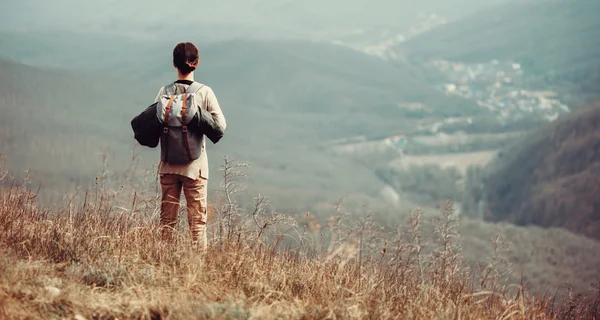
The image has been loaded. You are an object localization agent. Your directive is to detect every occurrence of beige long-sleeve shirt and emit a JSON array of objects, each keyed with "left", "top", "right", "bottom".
[{"left": 153, "top": 80, "right": 226, "bottom": 180}]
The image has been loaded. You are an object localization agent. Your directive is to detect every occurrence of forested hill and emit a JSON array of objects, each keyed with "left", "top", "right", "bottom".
[{"left": 480, "top": 100, "right": 600, "bottom": 241}]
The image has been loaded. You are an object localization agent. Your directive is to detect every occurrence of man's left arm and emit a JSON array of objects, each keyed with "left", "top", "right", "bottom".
[
  {"left": 196, "top": 87, "right": 226, "bottom": 143},
  {"left": 205, "top": 87, "right": 226, "bottom": 130}
]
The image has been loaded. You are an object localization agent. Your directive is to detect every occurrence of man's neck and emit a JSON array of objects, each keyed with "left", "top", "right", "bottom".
[{"left": 177, "top": 71, "right": 194, "bottom": 81}]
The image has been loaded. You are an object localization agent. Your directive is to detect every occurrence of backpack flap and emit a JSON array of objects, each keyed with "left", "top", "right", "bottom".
[{"left": 156, "top": 93, "right": 199, "bottom": 127}]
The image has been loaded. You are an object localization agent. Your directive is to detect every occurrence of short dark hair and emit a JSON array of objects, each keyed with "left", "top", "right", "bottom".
[{"left": 173, "top": 42, "right": 199, "bottom": 74}]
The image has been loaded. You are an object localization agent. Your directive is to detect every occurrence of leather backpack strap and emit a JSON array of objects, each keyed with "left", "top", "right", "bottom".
[
  {"left": 162, "top": 94, "right": 176, "bottom": 162},
  {"left": 180, "top": 93, "right": 193, "bottom": 161},
  {"left": 163, "top": 95, "right": 176, "bottom": 128}
]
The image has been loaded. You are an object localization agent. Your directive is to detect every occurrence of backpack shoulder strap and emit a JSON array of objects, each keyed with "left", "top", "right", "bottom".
[{"left": 186, "top": 81, "right": 205, "bottom": 94}]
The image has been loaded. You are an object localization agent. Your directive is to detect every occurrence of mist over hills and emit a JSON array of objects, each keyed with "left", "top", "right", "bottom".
[{"left": 0, "top": 0, "right": 511, "bottom": 40}]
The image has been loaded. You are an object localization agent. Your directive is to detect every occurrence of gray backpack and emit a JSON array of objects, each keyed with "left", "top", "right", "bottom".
[{"left": 156, "top": 82, "right": 205, "bottom": 164}]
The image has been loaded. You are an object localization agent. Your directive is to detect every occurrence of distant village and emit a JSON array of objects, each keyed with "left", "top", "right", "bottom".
[
  {"left": 428, "top": 59, "right": 571, "bottom": 123},
  {"left": 344, "top": 58, "right": 574, "bottom": 157}
]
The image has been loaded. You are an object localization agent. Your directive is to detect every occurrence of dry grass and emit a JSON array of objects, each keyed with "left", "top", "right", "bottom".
[{"left": 0, "top": 157, "right": 598, "bottom": 320}]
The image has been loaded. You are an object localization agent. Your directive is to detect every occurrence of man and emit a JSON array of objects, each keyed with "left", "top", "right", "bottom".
[{"left": 153, "top": 42, "right": 226, "bottom": 250}]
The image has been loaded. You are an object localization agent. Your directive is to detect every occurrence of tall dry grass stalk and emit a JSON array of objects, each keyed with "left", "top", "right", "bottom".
[{"left": 0, "top": 155, "right": 598, "bottom": 319}]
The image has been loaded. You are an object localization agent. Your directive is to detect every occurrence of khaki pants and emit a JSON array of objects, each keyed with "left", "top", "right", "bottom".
[{"left": 159, "top": 174, "right": 208, "bottom": 250}]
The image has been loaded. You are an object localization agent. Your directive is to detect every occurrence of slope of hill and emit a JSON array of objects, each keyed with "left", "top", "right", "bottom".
[
  {"left": 400, "top": 0, "right": 600, "bottom": 102},
  {"left": 478, "top": 100, "right": 600, "bottom": 240},
  {"left": 0, "top": 58, "right": 158, "bottom": 191}
]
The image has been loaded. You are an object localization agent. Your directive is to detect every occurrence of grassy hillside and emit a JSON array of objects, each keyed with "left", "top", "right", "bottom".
[
  {"left": 400, "top": 0, "right": 600, "bottom": 102},
  {"left": 1, "top": 159, "right": 599, "bottom": 319},
  {"left": 475, "top": 100, "right": 600, "bottom": 241}
]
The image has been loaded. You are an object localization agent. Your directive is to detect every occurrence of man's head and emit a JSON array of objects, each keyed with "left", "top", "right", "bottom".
[{"left": 173, "top": 42, "right": 199, "bottom": 75}]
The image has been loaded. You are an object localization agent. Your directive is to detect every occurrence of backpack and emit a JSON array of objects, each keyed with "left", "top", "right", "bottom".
[
  {"left": 131, "top": 81, "right": 225, "bottom": 157},
  {"left": 156, "top": 81, "right": 205, "bottom": 165}
]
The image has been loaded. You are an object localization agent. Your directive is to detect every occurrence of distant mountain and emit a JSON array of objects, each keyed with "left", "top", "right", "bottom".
[
  {"left": 476, "top": 100, "right": 600, "bottom": 241},
  {"left": 0, "top": 33, "right": 484, "bottom": 137},
  {"left": 400, "top": 0, "right": 600, "bottom": 103}
]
